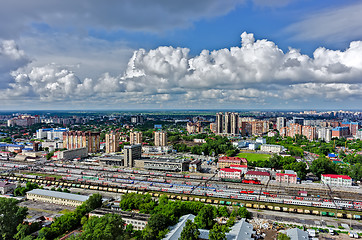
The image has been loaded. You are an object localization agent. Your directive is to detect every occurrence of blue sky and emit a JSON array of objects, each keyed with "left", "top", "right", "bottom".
[{"left": 0, "top": 0, "right": 362, "bottom": 110}]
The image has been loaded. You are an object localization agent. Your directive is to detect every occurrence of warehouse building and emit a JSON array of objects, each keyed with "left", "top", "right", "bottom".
[{"left": 26, "top": 189, "right": 89, "bottom": 207}]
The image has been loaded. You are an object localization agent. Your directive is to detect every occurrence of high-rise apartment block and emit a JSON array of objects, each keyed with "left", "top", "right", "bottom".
[
  {"left": 124, "top": 144, "right": 142, "bottom": 167},
  {"left": 105, "top": 132, "right": 120, "bottom": 153},
  {"left": 130, "top": 131, "right": 143, "bottom": 145},
  {"left": 216, "top": 112, "right": 223, "bottom": 134},
  {"left": 154, "top": 131, "right": 167, "bottom": 146},
  {"left": 276, "top": 117, "right": 286, "bottom": 131},
  {"left": 63, "top": 131, "right": 100, "bottom": 153},
  {"left": 215, "top": 112, "right": 239, "bottom": 135}
]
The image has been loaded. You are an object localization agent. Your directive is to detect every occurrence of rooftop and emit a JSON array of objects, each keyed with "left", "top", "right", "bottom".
[
  {"left": 220, "top": 168, "right": 242, "bottom": 173},
  {"left": 322, "top": 174, "right": 351, "bottom": 180},
  {"left": 27, "top": 189, "right": 89, "bottom": 202},
  {"left": 245, "top": 171, "right": 270, "bottom": 176}
]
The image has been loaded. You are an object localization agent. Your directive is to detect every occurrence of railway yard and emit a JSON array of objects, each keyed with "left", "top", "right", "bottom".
[{"left": 1, "top": 159, "right": 362, "bottom": 219}]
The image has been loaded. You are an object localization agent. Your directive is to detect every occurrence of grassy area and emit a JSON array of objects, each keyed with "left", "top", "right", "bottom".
[{"left": 237, "top": 152, "right": 271, "bottom": 161}]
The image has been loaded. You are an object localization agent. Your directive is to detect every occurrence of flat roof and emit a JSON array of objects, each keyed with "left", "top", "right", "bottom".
[{"left": 27, "top": 189, "right": 89, "bottom": 202}]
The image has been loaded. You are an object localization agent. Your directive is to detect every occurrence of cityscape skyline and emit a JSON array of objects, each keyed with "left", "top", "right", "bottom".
[{"left": 1, "top": 1, "right": 362, "bottom": 110}]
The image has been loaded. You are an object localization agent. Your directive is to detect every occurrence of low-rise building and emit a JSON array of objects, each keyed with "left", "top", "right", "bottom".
[
  {"left": 286, "top": 228, "right": 309, "bottom": 240},
  {"left": 54, "top": 147, "right": 88, "bottom": 160},
  {"left": 189, "top": 160, "right": 202, "bottom": 172},
  {"left": 218, "top": 168, "right": 242, "bottom": 180},
  {"left": 260, "top": 144, "right": 284, "bottom": 153},
  {"left": 229, "top": 164, "right": 248, "bottom": 174},
  {"left": 89, "top": 208, "right": 150, "bottom": 230},
  {"left": 218, "top": 156, "right": 247, "bottom": 169},
  {"left": 276, "top": 173, "right": 297, "bottom": 184},
  {"left": 321, "top": 174, "right": 352, "bottom": 186},
  {"left": 135, "top": 158, "right": 190, "bottom": 172},
  {"left": 0, "top": 181, "right": 16, "bottom": 194},
  {"left": 245, "top": 171, "right": 270, "bottom": 183},
  {"left": 26, "top": 189, "right": 89, "bottom": 207}
]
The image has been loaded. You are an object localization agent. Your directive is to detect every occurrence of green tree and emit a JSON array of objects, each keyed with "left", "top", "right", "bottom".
[
  {"left": 237, "top": 206, "right": 250, "bottom": 219},
  {"left": 77, "top": 214, "right": 125, "bottom": 240},
  {"left": 216, "top": 206, "right": 230, "bottom": 217},
  {"left": 209, "top": 223, "right": 227, "bottom": 240},
  {"left": 277, "top": 233, "right": 291, "bottom": 240},
  {"left": 0, "top": 198, "right": 28, "bottom": 240},
  {"left": 310, "top": 157, "right": 336, "bottom": 178},
  {"left": 179, "top": 219, "right": 199, "bottom": 240},
  {"left": 194, "top": 205, "right": 216, "bottom": 229},
  {"left": 85, "top": 193, "right": 102, "bottom": 211}
]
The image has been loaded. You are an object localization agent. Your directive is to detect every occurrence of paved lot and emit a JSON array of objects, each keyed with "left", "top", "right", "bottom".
[{"left": 19, "top": 200, "right": 75, "bottom": 219}]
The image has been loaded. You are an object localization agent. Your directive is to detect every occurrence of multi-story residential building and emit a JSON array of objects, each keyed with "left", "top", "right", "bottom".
[
  {"left": 321, "top": 174, "right": 352, "bottom": 186},
  {"left": 130, "top": 131, "right": 143, "bottom": 145},
  {"left": 302, "top": 125, "right": 317, "bottom": 140},
  {"left": 218, "top": 156, "right": 247, "bottom": 169},
  {"left": 36, "top": 128, "right": 68, "bottom": 140},
  {"left": 105, "top": 131, "right": 120, "bottom": 153},
  {"left": 276, "top": 117, "right": 286, "bottom": 131},
  {"left": 124, "top": 144, "right": 142, "bottom": 167},
  {"left": 7, "top": 115, "right": 40, "bottom": 127},
  {"left": 318, "top": 127, "right": 332, "bottom": 142},
  {"left": 331, "top": 127, "right": 349, "bottom": 138},
  {"left": 276, "top": 173, "right": 297, "bottom": 184},
  {"left": 215, "top": 112, "right": 239, "bottom": 135},
  {"left": 63, "top": 131, "right": 100, "bottom": 153},
  {"left": 244, "top": 171, "right": 270, "bottom": 184},
  {"left": 186, "top": 122, "right": 202, "bottom": 134},
  {"left": 154, "top": 131, "right": 167, "bottom": 146},
  {"left": 280, "top": 123, "right": 317, "bottom": 140},
  {"left": 341, "top": 122, "right": 361, "bottom": 136},
  {"left": 216, "top": 112, "right": 223, "bottom": 134}
]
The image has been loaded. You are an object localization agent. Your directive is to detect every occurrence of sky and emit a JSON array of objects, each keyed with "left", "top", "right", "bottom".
[{"left": 1, "top": 0, "right": 362, "bottom": 110}]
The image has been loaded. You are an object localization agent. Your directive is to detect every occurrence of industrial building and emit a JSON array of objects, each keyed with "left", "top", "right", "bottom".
[{"left": 26, "top": 189, "right": 89, "bottom": 207}]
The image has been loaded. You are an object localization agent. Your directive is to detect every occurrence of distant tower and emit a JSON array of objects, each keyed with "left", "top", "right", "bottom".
[
  {"left": 105, "top": 132, "right": 120, "bottom": 153},
  {"left": 216, "top": 112, "right": 223, "bottom": 134},
  {"left": 154, "top": 131, "right": 167, "bottom": 146},
  {"left": 130, "top": 131, "right": 143, "bottom": 145}
]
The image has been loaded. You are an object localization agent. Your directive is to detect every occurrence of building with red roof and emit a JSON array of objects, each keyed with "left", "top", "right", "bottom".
[
  {"left": 245, "top": 170, "right": 270, "bottom": 183},
  {"left": 321, "top": 174, "right": 352, "bottom": 186},
  {"left": 218, "top": 168, "right": 242, "bottom": 180},
  {"left": 229, "top": 164, "right": 248, "bottom": 174},
  {"left": 276, "top": 173, "right": 297, "bottom": 184},
  {"left": 218, "top": 156, "right": 247, "bottom": 169}
]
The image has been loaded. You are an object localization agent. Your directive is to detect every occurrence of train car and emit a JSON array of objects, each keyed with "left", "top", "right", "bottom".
[{"left": 242, "top": 179, "right": 261, "bottom": 185}]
